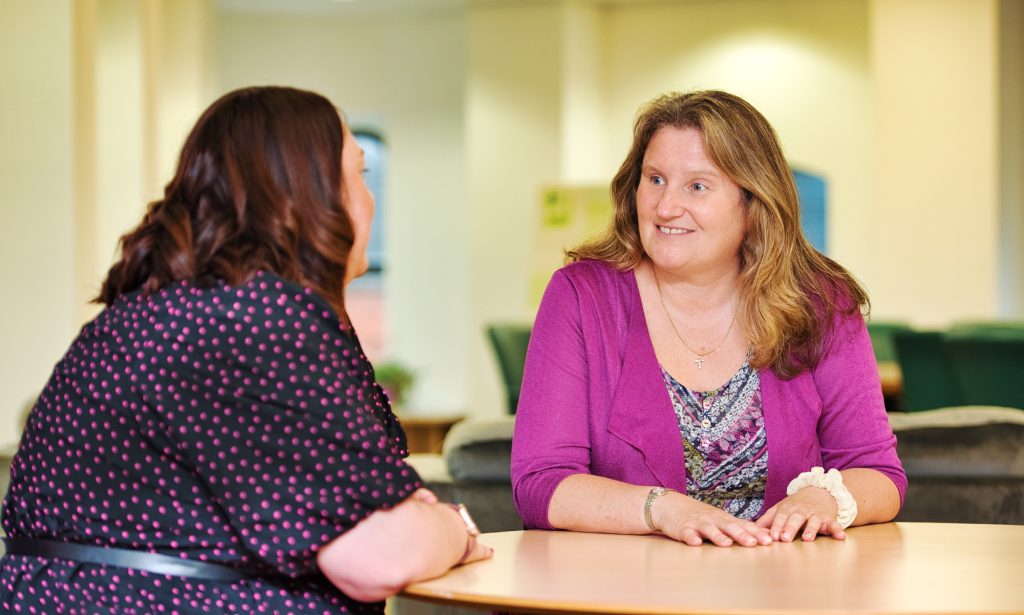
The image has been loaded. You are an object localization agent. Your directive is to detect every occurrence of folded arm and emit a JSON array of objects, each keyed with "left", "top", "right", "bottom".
[{"left": 317, "top": 489, "right": 491, "bottom": 602}]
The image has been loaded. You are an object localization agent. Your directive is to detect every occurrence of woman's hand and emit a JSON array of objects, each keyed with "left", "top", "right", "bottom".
[
  {"left": 756, "top": 487, "right": 845, "bottom": 542},
  {"left": 408, "top": 488, "right": 493, "bottom": 564},
  {"left": 652, "top": 492, "right": 773, "bottom": 547},
  {"left": 459, "top": 537, "right": 494, "bottom": 565},
  {"left": 410, "top": 487, "right": 438, "bottom": 504},
  {"left": 317, "top": 492, "right": 492, "bottom": 602}
]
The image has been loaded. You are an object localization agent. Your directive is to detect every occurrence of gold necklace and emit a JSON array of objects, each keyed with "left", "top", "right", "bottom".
[{"left": 653, "top": 269, "right": 737, "bottom": 370}]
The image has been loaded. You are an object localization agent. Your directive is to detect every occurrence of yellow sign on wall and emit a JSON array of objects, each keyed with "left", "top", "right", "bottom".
[{"left": 530, "top": 184, "right": 612, "bottom": 307}]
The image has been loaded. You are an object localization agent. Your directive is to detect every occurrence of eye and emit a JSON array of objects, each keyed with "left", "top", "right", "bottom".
[
  {"left": 692, "top": 182, "right": 707, "bottom": 192},
  {"left": 650, "top": 175, "right": 665, "bottom": 186}
]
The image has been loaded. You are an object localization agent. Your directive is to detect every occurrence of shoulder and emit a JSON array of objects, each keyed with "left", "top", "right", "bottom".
[
  {"left": 551, "top": 259, "right": 635, "bottom": 299},
  {"left": 117, "top": 272, "right": 349, "bottom": 349},
  {"left": 539, "top": 260, "right": 637, "bottom": 335},
  {"left": 147, "top": 271, "right": 338, "bottom": 320},
  {"left": 823, "top": 288, "right": 868, "bottom": 344}
]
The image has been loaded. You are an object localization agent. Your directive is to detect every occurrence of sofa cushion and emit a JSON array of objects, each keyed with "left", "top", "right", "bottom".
[
  {"left": 405, "top": 453, "right": 455, "bottom": 502},
  {"left": 443, "top": 416, "right": 514, "bottom": 483},
  {"left": 887, "top": 405, "right": 1024, "bottom": 431},
  {"left": 889, "top": 406, "right": 1024, "bottom": 524},
  {"left": 889, "top": 406, "right": 1024, "bottom": 477}
]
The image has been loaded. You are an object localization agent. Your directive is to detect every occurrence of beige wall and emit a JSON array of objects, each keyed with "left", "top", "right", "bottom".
[
  {"left": 871, "top": 0, "right": 1000, "bottom": 325},
  {"left": 1, "top": 0, "right": 1021, "bottom": 442},
  {"left": 0, "top": 0, "right": 215, "bottom": 445},
  {"left": 85, "top": 0, "right": 214, "bottom": 308},
  {"left": 465, "top": 2, "right": 567, "bottom": 416},
  {"left": 92, "top": 0, "right": 149, "bottom": 299},
  {"left": 604, "top": 0, "right": 874, "bottom": 291},
  {"left": 217, "top": 9, "right": 471, "bottom": 413},
  {"left": 0, "top": 0, "right": 76, "bottom": 442}
]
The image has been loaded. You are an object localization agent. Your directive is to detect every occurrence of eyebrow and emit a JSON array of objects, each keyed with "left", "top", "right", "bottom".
[{"left": 641, "top": 163, "right": 723, "bottom": 178}]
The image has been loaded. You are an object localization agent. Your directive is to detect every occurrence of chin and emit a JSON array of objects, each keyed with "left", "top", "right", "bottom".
[{"left": 344, "top": 256, "right": 370, "bottom": 281}]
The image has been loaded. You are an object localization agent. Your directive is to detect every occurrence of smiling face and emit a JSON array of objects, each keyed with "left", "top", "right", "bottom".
[
  {"left": 341, "top": 125, "right": 375, "bottom": 285},
  {"left": 636, "top": 125, "right": 747, "bottom": 280}
]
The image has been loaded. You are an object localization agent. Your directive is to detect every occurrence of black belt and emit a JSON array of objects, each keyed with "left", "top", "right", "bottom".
[{"left": 4, "top": 537, "right": 256, "bottom": 582}]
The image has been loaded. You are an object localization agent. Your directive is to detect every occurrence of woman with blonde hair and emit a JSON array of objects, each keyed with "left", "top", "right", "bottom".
[
  {"left": 512, "top": 90, "right": 905, "bottom": 547},
  {"left": 1, "top": 86, "right": 489, "bottom": 613}
]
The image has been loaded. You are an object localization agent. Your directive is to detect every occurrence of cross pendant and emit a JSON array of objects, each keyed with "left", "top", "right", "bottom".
[{"left": 694, "top": 355, "right": 705, "bottom": 369}]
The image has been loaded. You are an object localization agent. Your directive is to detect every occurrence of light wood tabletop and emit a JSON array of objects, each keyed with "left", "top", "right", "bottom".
[{"left": 402, "top": 523, "right": 1024, "bottom": 614}]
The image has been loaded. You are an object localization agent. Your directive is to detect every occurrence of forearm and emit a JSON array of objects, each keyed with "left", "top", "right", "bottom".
[
  {"left": 316, "top": 497, "right": 468, "bottom": 602},
  {"left": 547, "top": 474, "right": 655, "bottom": 534},
  {"left": 841, "top": 468, "right": 901, "bottom": 526}
]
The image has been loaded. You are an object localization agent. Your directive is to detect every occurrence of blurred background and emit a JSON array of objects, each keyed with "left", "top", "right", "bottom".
[{"left": 1, "top": 0, "right": 1023, "bottom": 446}]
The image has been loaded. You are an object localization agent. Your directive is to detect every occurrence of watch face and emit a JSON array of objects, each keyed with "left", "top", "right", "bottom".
[{"left": 456, "top": 504, "right": 481, "bottom": 536}]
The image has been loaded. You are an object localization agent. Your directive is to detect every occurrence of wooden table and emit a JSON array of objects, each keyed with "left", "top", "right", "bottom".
[
  {"left": 402, "top": 523, "right": 1024, "bottom": 614},
  {"left": 396, "top": 414, "right": 463, "bottom": 454},
  {"left": 878, "top": 360, "right": 903, "bottom": 398}
]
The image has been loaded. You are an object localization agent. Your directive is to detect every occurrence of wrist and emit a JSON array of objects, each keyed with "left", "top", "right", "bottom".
[
  {"left": 786, "top": 467, "right": 858, "bottom": 528},
  {"left": 643, "top": 487, "right": 676, "bottom": 532},
  {"left": 447, "top": 503, "right": 480, "bottom": 564}
]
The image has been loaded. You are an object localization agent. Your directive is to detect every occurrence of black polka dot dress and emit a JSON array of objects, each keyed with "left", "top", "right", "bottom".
[{"left": 0, "top": 272, "right": 421, "bottom": 613}]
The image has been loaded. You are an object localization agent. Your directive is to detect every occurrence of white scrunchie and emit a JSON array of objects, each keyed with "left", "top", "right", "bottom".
[{"left": 785, "top": 467, "right": 858, "bottom": 529}]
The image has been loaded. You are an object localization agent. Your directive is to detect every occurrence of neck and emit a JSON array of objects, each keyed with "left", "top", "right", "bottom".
[{"left": 647, "top": 259, "right": 740, "bottom": 313}]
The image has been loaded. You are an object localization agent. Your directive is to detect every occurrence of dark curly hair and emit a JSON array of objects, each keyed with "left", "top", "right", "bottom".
[{"left": 97, "top": 86, "right": 354, "bottom": 317}]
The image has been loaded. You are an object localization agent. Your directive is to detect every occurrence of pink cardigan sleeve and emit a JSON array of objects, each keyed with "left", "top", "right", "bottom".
[
  {"left": 510, "top": 271, "right": 593, "bottom": 529},
  {"left": 813, "top": 309, "right": 908, "bottom": 505}
]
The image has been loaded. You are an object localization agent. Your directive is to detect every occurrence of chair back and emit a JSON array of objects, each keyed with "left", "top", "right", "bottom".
[
  {"left": 944, "top": 335, "right": 1024, "bottom": 409},
  {"left": 866, "top": 320, "right": 913, "bottom": 362},
  {"left": 485, "top": 324, "right": 532, "bottom": 415},
  {"left": 950, "top": 320, "right": 1024, "bottom": 339},
  {"left": 892, "top": 330, "right": 962, "bottom": 411}
]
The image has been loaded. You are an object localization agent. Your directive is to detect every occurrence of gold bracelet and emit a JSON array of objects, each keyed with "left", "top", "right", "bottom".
[{"left": 643, "top": 487, "right": 674, "bottom": 532}]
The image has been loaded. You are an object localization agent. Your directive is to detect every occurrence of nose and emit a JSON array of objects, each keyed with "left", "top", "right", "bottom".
[{"left": 656, "top": 189, "right": 686, "bottom": 219}]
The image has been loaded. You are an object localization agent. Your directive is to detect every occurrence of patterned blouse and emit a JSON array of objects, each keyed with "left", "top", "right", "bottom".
[
  {"left": 662, "top": 361, "right": 768, "bottom": 520},
  {"left": 0, "top": 271, "right": 421, "bottom": 614}
]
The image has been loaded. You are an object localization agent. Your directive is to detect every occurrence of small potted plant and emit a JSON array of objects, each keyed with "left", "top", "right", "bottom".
[{"left": 374, "top": 360, "right": 415, "bottom": 410}]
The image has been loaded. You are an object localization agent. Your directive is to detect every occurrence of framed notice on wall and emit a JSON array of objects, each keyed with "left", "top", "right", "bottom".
[{"left": 530, "top": 185, "right": 612, "bottom": 308}]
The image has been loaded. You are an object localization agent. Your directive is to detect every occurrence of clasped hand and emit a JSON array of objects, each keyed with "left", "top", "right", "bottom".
[{"left": 652, "top": 488, "right": 843, "bottom": 547}]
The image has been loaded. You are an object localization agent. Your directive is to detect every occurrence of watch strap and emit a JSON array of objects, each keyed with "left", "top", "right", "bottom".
[
  {"left": 643, "top": 487, "right": 674, "bottom": 532},
  {"left": 448, "top": 503, "right": 479, "bottom": 564}
]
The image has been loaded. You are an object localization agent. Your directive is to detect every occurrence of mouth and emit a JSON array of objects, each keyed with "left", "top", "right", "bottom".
[{"left": 657, "top": 225, "right": 692, "bottom": 236}]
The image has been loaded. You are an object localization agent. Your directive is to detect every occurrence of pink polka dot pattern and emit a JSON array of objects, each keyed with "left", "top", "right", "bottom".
[{"left": 0, "top": 272, "right": 421, "bottom": 613}]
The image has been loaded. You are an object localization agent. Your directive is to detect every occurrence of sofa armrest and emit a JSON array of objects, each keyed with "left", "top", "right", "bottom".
[
  {"left": 405, "top": 453, "right": 455, "bottom": 502},
  {"left": 890, "top": 406, "right": 1024, "bottom": 477},
  {"left": 889, "top": 406, "right": 1024, "bottom": 524},
  {"left": 443, "top": 416, "right": 514, "bottom": 483}
]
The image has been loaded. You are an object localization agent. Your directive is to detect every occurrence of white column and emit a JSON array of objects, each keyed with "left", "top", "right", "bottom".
[
  {"left": 999, "top": 0, "right": 1024, "bottom": 315},
  {"left": 0, "top": 0, "right": 76, "bottom": 442}
]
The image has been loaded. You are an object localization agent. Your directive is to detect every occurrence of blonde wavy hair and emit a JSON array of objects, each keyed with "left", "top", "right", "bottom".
[{"left": 568, "top": 90, "right": 868, "bottom": 378}]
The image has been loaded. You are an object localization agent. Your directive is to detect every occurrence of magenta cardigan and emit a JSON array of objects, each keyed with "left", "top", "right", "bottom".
[{"left": 510, "top": 260, "right": 907, "bottom": 530}]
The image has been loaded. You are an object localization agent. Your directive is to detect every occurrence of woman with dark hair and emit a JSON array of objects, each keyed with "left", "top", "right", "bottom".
[
  {"left": 512, "top": 90, "right": 905, "bottom": 547},
  {"left": 0, "top": 86, "right": 489, "bottom": 613}
]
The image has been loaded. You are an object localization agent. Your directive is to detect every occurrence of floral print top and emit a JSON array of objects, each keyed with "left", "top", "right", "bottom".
[{"left": 663, "top": 361, "right": 768, "bottom": 520}]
